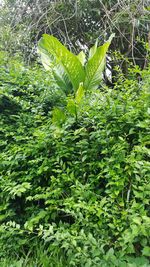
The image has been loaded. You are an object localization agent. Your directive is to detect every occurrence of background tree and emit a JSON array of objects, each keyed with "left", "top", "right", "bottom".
[{"left": 1, "top": 1, "right": 150, "bottom": 59}]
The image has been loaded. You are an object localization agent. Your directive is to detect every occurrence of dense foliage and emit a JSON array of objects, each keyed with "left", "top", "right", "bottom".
[{"left": 0, "top": 48, "right": 150, "bottom": 266}]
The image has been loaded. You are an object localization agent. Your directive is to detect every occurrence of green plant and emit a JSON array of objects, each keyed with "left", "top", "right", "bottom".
[
  {"left": 0, "top": 49, "right": 150, "bottom": 266},
  {"left": 38, "top": 34, "right": 114, "bottom": 122},
  {"left": 38, "top": 33, "right": 114, "bottom": 92}
]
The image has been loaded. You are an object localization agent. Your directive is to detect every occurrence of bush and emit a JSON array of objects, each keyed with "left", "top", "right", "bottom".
[{"left": 0, "top": 52, "right": 150, "bottom": 266}]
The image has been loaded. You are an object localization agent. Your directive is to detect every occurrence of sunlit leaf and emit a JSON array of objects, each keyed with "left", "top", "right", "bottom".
[
  {"left": 89, "top": 38, "right": 98, "bottom": 59},
  {"left": 84, "top": 34, "right": 115, "bottom": 90},
  {"left": 38, "top": 34, "right": 85, "bottom": 91},
  {"left": 75, "top": 83, "right": 84, "bottom": 104},
  {"left": 77, "top": 51, "right": 86, "bottom": 66}
]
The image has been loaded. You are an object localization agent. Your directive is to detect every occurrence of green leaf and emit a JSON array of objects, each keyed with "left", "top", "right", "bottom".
[
  {"left": 52, "top": 64, "right": 72, "bottom": 93},
  {"left": 38, "top": 34, "right": 85, "bottom": 91},
  {"left": 75, "top": 83, "right": 84, "bottom": 104},
  {"left": 89, "top": 38, "right": 98, "bottom": 59},
  {"left": 37, "top": 46, "right": 53, "bottom": 70},
  {"left": 132, "top": 217, "right": 141, "bottom": 225},
  {"left": 142, "top": 246, "right": 150, "bottom": 256},
  {"left": 52, "top": 107, "right": 66, "bottom": 125},
  {"left": 67, "top": 98, "right": 76, "bottom": 115},
  {"left": 84, "top": 34, "right": 115, "bottom": 90},
  {"left": 66, "top": 83, "right": 84, "bottom": 117},
  {"left": 38, "top": 44, "right": 71, "bottom": 93},
  {"left": 77, "top": 51, "right": 86, "bottom": 66}
]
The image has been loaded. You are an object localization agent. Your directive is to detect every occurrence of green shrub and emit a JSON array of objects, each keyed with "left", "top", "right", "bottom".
[{"left": 0, "top": 51, "right": 150, "bottom": 266}]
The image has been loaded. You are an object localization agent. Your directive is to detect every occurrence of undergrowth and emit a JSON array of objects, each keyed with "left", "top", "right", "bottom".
[{"left": 0, "top": 52, "right": 150, "bottom": 266}]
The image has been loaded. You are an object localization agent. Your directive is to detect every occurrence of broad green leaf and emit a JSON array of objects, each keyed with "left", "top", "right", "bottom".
[
  {"left": 89, "top": 38, "right": 98, "bottom": 59},
  {"left": 77, "top": 51, "right": 86, "bottom": 66},
  {"left": 38, "top": 34, "right": 85, "bottom": 91},
  {"left": 37, "top": 46, "right": 53, "bottom": 70},
  {"left": 75, "top": 83, "right": 84, "bottom": 104},
  {"left": 52, "top": 64, "right": 72, "bottom": 93},
  {"left": 38, "top": 42, "right": 72, "bottom": 92},
  {"left": 84, "top": 34, "right": 115, "bottom": 90}
]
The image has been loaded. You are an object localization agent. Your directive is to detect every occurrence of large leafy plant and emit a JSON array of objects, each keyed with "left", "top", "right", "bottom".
[
  {"left": 38, "top": 34, "right": 114, "bottom": 122},
  {"left": 38, "top": 34, "right": 114, "bottom": 93}
]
